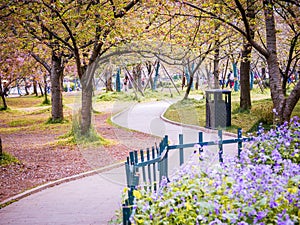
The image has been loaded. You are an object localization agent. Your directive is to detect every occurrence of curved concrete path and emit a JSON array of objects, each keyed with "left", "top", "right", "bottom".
[{"left": 0, "top": 100, "right": 239, "bottom": 225}]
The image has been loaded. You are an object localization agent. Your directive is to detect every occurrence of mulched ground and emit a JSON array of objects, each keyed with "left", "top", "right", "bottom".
[{"left": 0, "top": 112, "right": 160, "bottom": 203}]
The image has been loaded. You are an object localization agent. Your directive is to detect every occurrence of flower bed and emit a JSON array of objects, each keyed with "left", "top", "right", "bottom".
[{"left": 131, "top": 117, "right": 300, "bottom": 224}]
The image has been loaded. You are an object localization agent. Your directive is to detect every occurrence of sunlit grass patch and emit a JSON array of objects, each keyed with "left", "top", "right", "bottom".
[
  {"left": 5, "top": 96, "right": 43, "bottom": 108},
  {"left": 63, "top": 129, "right": 116, "bottom": 148},
  {"left": 45, "top": 117, "right": 69, "bottom": 124},
  {"left": 96, "top": 91, "right": 137, "bottom": 102},
  {"left": 164, "top": 98, "right": 205, "bottom": 126},
  {"left": 95, "top": 89, "right": 181, "bottom": 103},
  {"left": 27, "top": 107, "right": 51, "bottom": 115},
  {"left": 58, "top": 116, "right": 116, "bottom": 148},
  {"left": 8, "top": 119, "right": 37, "bottom": 127},
  {"left": 0, "top": 152, "right": 20, "bottom": 166},
  {"left": 7, "top": 113, "right": 48, "bottom": 127},
  {"left": 163, "top": 90, "right": 300, "bottom": 134},
  {"left": 0, "top": 127, "right": 24, "bottom": 134}
]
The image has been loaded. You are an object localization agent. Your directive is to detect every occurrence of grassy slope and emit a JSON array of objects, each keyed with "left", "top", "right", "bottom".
[{"left": 164, "top": 88, "right": 300, "bottom": 134}]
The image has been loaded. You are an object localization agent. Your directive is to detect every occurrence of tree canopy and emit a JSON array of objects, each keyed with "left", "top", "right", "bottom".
[{"left": 1, "top": 0, "right": 299, "bottom": 125}]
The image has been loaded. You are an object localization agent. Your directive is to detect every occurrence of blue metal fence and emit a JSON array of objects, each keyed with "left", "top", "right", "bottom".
[{"left": 122, "top": 129, "right": 251, "bottom": 224}]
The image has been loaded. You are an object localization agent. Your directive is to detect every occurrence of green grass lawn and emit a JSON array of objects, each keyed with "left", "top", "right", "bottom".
[
  {"left": 164, "top": 88, "right": 300, "bottom": 134},
  {"left": 95, "top": 89, "right": 180, "bottom": 102},
  {"left": 2, "top": 88, "right": 299, "bottom": 136}
]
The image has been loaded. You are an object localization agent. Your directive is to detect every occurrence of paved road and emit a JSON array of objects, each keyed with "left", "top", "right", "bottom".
[
  {"left": 0, "top": 100, "right": 239, "bottom": 225},
  {"left": 112, "top": 100, "right": 239, "bottom": 173}
]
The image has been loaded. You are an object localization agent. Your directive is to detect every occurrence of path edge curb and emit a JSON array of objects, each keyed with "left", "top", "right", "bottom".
[
  {"left": 160, "top": 105, "right": 238, "bottom": 138},
  {"left": 0, "top": 161, "right": 124, "bottom": 208},
  {"left": 1, "top": 101, "right": 136, "bottom": 208}
]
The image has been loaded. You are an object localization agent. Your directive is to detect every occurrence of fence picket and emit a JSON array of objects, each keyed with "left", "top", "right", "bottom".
[
  {"left": 238, "top": 128, "right": 242, "bottom": 158},
  {"left": 140, "top": 150, "right": 146, "bottom": 183},
  {"left": 146, "top": 148, "right": 151, "bottom": 185},
  {"left": 218, "top": 130, "right": 223, "bottom": 163},
  {"left": 152, "top": 147, "right": 157, "bottom": 191},
  {"left": 179, "top": 134, "right": 184, "bottom": 165}
]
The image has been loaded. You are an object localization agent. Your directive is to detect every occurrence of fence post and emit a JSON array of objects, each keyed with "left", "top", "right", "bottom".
[
  {"left": 129, "top": 152, "right": 134, "bottom": 165},
  {"left": 146, "top": 148, "right": 151, "bottom": 185},
  {"left": 152, "top": 147, "right": 157, "bottom": 191},
  {"left": 179, "top": 134, "right": 184, "bottom": 165},
  {"left": 123, "top": 205, "right": 131, "bottom": 225},
  {"left": 237, "top": 128, "right": 242, "bottom": 158},
  {"left": 163, "top": 135, "right": 168, "bottom": 179},
  {"left": 134, "top": 150, "right": 138, "bottom": 173},
  {"left": 198, "top": 132, "right": 203, "bottom": 153},
  {"left": 218, "top": 130, "right": 223, "bottom": 163}
]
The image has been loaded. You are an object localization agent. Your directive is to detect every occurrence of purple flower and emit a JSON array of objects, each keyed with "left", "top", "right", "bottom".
[
  {"left": 149, "top": 213, "right": 153, "bottom": 220},
  {"left": 269, "top": 200, "right": 278, "bottom": 208},
  {"left": 254, "top": 210, "right": 268, "bottom": 223},
  {"left": 271, "top": 149, "right": 282, "bottom": 163},
  {"left": 167, "top": 208, "right": 174, "bottom": 216},
  {"left": 160, "top": 176, "right": 168, "bottom": 187}
]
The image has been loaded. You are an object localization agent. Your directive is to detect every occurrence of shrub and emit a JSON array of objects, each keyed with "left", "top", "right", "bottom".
[{"left": 130, "top": 117, "right": 300, "bottom": 225}]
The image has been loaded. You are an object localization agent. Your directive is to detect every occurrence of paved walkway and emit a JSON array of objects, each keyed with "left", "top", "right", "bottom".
[{"left": 0, "top": 100, "right": 239, "bottom": 225}]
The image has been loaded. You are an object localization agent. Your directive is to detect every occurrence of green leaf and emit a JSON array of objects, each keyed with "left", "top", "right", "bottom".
[
  {"left": 242, "top": 206, "right": 254, "bottom": 213},
  {"left": 198, "top": 201, "right": 214, "bottom": 211},
  {"left": 256, "top": 197, "right": 267, "bottom": 207},
  {"left": 289, "top": 175, "right": 300, "bottom": 184}
]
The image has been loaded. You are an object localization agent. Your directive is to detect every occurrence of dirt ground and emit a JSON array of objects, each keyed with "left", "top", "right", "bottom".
[{"left": 0, "top": 108, "right": 160, "bottom": 203}]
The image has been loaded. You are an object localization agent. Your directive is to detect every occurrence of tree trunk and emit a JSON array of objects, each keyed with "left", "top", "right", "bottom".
[
  {"left": 267, "top": 54, "right": 285, "bottom": 122},
  {"left": 240, "top": 0, "right": 255, "bottom": 110},
  {"left": 240, "top": 41, "right": 252, "bottom": 110},
  {"left": 213, "top": 13, "right": 221, "bottom": 89},
  {"left": 145, "top": 61, "right": 153, "bottom": 90},
  {"left": 264, "top": 3, "right": 285, "bottom": 123},
  {"left": 81, "top": 84, "right": 93, "bottom": 135},
  {"left": 39, "top": 82, "right": 44, "bottom": 96},
  {"left": 153, "top": 61, "right": 160, "bottom": 90},
  {"left": 50, "top": 51, "right": 64, "bottom": 121},
  {"left": 80, "top": 61, "right": 96, "bottom": 135},
  {"left": 205, "top": 63, "right": 212, "bottom": 89},
  {"left": 44, "top": 75, "right": 49, "bottom": 104},
  {"left": 133, "top": 64, "right": 142, "bottom": 91},
  {"left": 106, "top": 76, "right": 113, "bottom": 92},
  {"left": 33, "top": 78, "right": 38, "bottom": 96},
  {"left": 283, "top": 80, "right": 300, "bottom": 121},
  {"left": 184, "top": 74, "right": 194, "bottom": 99},
  {"left": 0, "top": 80, "right": 8, "bottom": 110},
  {"left": 0, "top": 94, "right": 7, "bottom": 110},
  {"left": 213, "top": 46, "right": 220, "bottom": 89},
  {"left": 0, "top": 137, "right": 2, "bottom": 156},
  {"left": 105, "top": 67, "right": 113, "bottom": 92},
  {"left": 195, "top": 73, "right": 199, "bottom": 90},
  {"left": 282, "top": 74, "right": 288, "bottom": 96},
  {"left": 24, "top": 78, "right": 29, "bottom": 95},
  {"left": 261, "top": 66, "right": 266, "bottom": 80}
]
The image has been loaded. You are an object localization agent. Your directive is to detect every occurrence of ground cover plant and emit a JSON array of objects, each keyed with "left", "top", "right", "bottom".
[{"left": 130, "top": 117, "right": 300, "bottom": 224}]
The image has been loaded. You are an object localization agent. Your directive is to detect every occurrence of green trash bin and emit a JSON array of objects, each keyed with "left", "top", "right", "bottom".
[{"left": 206, "top": 89, "right": 231, "bottom": 129}]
